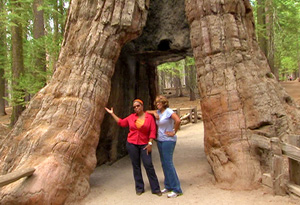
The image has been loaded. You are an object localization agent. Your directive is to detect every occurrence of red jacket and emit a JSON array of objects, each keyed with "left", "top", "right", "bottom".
[{"left": 118, "top": 112, "right": 156, "bottom": 145}]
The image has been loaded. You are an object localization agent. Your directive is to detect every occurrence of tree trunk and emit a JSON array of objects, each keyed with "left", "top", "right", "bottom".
[
  {"left": 257, "top": 0, "right": 268, "bottom": 57},
  {"left": 174, "top": 74, "right": 179, "bottom": 96},
  {"left": 186, "top": 0, "right": 300, "bottom": 189},
  {"left": 185, "top": 60, "right": 196, "bottom": 101},
  {"left": 10, "top": 0, "right": 25, "bottom": 126},
  {"left": 265, "top": 0, "right": 277, "bottom": 79},
  {"left": 0, "top": 0, "right": 6, "bottom": 116},
  {"left": 58, "top": 0, "right": 65, "bottom": 35},
  {"left": 188, "top": 65, "right": 196, "bottom": 101},
  {"left": 298, "top": 35, "right": 300, "bottom": 82},
  {"left": 51, "top": 0, "right": 59, "bottom": 72},
  {"left": 0, "top": 66, "right": 5, "bottom": 116},
  {"left": 0, "top": 0, "right": 148, "bottom": 204},
  {"left": 177, "top": 76, "right": 183, "bottom": 97},
  {"left": 33, "top": 0, "right": 46, "bottom": 83},
  {"left": 158, "top": 70, "right": 164, "bottom": 94},
  {"left": 174, "top": 69, "right": 183, "bottom": 97},
  {"left": 161, "top": 70, "right": 166, "bottom": 90}
]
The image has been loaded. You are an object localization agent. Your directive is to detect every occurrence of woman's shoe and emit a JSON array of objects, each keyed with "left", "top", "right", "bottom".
[
  {"left": 153, "top": 191, "right": 162, "bottom": 196},
  {"left": 167, "top": 191, "right": 182, "bottom": 198},
  {"left": 136, "top": 190, "right": 144, "bottom": 196},
  {"left": 161, "top": 188, "right": 170, "bottom": 194}
]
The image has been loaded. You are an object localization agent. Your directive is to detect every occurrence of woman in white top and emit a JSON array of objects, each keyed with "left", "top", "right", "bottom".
[{"left": 153, "top": 95, "right": 182, "bottom": 198}]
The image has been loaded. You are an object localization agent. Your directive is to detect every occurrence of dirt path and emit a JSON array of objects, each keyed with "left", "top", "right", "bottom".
[{"left": 77, "top": 122, "right": 298, "bottom": 205}]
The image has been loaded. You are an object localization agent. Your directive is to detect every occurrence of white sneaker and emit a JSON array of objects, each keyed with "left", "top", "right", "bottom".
[
  {"left": 161, "top": 188, "right": 170, "bottom": 194},
  {"left": 167, "top": 191, "right": 182, "bottom": 198}
]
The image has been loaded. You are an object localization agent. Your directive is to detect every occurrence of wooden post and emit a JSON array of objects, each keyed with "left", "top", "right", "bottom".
[
  {"left": 189, "top": 107, "right": 192, "bottom": 122},
  {"left": 287, "top": 183, "right": 300, "bottom": 198},
  {"left": 288, "top": 135, "right": 300, "bottom": 186},
  {"left": 176, "top": 108, "right": 181, "bottom": 118},
  {"left": 193, "top": 107, "right": 198, "bottom": 123},
  {"left": 0, "top": 167, "right": 35, "bottom": 187},
  {"left": 271, "top": 137, "right": 286, "bottom": 195}
]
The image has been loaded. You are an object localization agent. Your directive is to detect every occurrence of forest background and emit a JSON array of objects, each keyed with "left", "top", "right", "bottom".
[{"left": 0, "top": 0, "right": 300, "bottom": 127}]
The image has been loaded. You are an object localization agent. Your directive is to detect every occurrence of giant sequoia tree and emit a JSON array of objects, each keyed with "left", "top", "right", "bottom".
[{"left": 1, "top": 0, "right": 300, "bottom": 204}]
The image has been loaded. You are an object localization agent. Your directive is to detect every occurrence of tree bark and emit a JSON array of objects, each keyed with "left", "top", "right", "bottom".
[
  {"left": 184, "top": 60, "right": 196, "bottom": 101},
  {"left": 185, "top": 0, "right": 300, "bottom": 189},
  {"left": 265, "top": 0, "right": 277, "bottom": 79},
  {"left": 188, "top": 65, "right": 196, "bottom": 101},
  {"left": 0, "top": 0, "right": 6, "bottom": 116},
  {"left": 257, "top": 0, "right": 268, "bottom": 57},
  {"left": 33, "top": 0, "right": 46, "bottom": 82},
  {"left": 0, "top": 66, "right": 5, "bottom": 116},
  {"left": 10, "top": 0, "right": 25, "bottom": 126},
  {"left": 0, "top": 0, "right": 148, "bottom": 204}
]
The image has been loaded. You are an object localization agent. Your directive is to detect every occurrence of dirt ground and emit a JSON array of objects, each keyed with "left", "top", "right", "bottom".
[
  {"left": 0, "top": 81, "right": 300, "bottom": 205},
  {"left": 78, "top": 122, "right": 298, "bottom": 205},
  {"left": 78, "top": 81, "right": 300, "bottom": 205}
]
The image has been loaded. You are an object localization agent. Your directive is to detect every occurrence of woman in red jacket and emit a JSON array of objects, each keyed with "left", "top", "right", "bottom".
[{"left": 105, "top": 99, "right": 161, "bottom": 196}]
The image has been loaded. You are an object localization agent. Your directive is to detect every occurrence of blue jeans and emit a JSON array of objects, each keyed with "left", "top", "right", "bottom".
[
  {"left": 157, "top": 140, "right": 182, "bottom": 193},
  {"left": 126, "top": 142, "right": 161, "bottom": 193}
]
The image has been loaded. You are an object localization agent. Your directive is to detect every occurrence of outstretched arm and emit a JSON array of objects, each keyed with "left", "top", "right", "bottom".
[{"left": 105, "top": 107, "right": 120, "bottom": 123}]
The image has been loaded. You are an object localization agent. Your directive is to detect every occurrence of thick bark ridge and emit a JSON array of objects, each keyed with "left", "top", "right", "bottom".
[
  {"left": 0, "top": 0, "right": 148, "bottom": 204},
  {"left": 185, "top": 0, "right": 300, "bottom": 189}
]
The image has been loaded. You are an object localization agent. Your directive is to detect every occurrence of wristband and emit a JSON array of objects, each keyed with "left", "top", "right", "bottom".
[{"left": 148, "top": 141, "right": 153, "bottom": 145}]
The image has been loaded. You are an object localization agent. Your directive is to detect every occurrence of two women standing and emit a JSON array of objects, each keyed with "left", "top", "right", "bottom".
[{"left": 105, "top": 96, "right": 182, "bottom": 198}]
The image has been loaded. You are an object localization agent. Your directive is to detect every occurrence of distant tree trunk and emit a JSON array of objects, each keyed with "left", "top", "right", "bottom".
[
  {"left": 265, "top": 0, "right": 277, "bottom": 79},
  {"left": 257, "top": 0, "right": 268, "bottom": 57},
  {"left": 0, "top": 1, "right": 148, "bottom": 204},
  {"left": 186, "top": 0, "right": 300, "bottom": 189},
  {"left": 0, "top": 0, "right": 6, "bottom": 116},
  {"left": 58, "top": 0, "right": 65, "bottom": 34},
  {"left": 33, "top": 0, "right": 46, "bottom": 80},
  {"left": 178, "top": 77, "right": 183, "bottom": 97},
  {"left": 169, "top": 72, "right": 173, "bottom": 88},
  {"left": 174, "top": 76, "right": 179, "bottom": 96},
  {"left": 174, "top": 69, "right": 183, "bottom": 97},
  {"left": 52, "top": 0, "right": 59, "bottom": 72},
  {"left": 0, "top": 68, "right": 5, "bottom": 116},
  {"left": 297, "top": 35, "right": 300, "bottom": 82},
  {"left": 188, "top": 65, "right": 196, "bottom": 101},
  {"left": 10, "top": 0, "right": 25, "bottom": 126},
  {"left": 184, "top": 59, "right": 196, "bottom": 101},
  {"left": 298, "top": 36, "right": 300, "bottom": 82},
  {"left": 159, "top": 70, "right": 165, "bottom": 93},
  {"left": 161, "top": 71, "right": 166, "bottom": 89}
]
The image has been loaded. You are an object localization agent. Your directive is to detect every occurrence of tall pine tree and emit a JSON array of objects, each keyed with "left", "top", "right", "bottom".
[{"left": 0, "top": 0, "right": 7, "bottom": 116}]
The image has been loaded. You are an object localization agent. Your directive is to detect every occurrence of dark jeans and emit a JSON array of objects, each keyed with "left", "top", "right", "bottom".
[
  {"left": 126, "top": 142, "right": 161, "bottom": 193},
  {"left": 157, "top": 140, "right": 182, "bottom": 193}
]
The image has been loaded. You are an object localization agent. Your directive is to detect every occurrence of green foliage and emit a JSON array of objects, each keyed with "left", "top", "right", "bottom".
[
  {"left": 185, "top": 56, "right": 195, "bottom": 67},
  {"left": 157, "top": 56, "right": 196, "bottom": 91},
  {"left": 157, "top": 57, "right": 195, "bottom": 77},
  {"left": 157, "top": 59, "right": 186, "bottom": 77},
  {"left": 253, "top": 0, "right": 300, "bottom": 79},
  {"left": 1, "top": 0, "right": 69, "bottom": 107}
]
